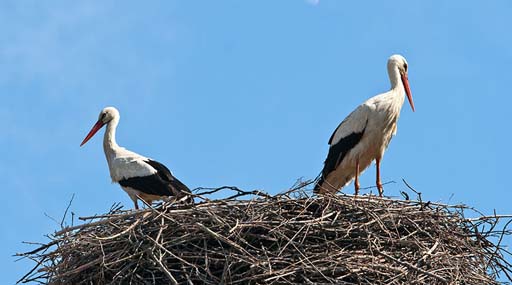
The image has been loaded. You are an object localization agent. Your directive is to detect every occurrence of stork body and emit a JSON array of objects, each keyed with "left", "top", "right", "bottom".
[
  {"left": 81, "top": 107, "right": 192, "bottom": 209},
  {"left": 314, "top": 55, "right": 415, "bottom": 196}
]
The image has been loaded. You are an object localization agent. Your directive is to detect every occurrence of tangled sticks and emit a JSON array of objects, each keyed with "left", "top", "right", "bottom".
[{"left": 17, "top": 183, "right": 512, "bottom": 284}]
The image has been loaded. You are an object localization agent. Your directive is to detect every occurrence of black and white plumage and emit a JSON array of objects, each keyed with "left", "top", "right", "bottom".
[
  {"left": 314, "top": 54, "right": 415, "bottom": 196},
  {"left": 80, "top": 107, "right": 192, "bottom": 209}
]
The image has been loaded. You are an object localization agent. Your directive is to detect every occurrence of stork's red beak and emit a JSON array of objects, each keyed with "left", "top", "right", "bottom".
[
  {"left": 80, "top": 120, "right": 105, "bottom": 146},
  {"left": 401, "top": 72, "right": 415, "bottom": 112}
]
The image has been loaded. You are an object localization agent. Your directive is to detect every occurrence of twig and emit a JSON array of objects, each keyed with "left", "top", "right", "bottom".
[
  {"left": 376, "top": 249, "right": 448, "bottom": 283},
  {"left": 149, "top": 250, "right": 178, "bottom": 285},
  {"left": 60, "top": 194, "right": 75, "bottom": 228}
]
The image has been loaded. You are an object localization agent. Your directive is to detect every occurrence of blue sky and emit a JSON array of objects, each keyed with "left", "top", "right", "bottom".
[{"left": 2, "top": 1, "right": 511, "bottom": 283}]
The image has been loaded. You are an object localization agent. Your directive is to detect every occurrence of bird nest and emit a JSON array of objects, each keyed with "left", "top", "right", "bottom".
[{"left": 17, "top": 181, "right": 512, "bottom": 284}]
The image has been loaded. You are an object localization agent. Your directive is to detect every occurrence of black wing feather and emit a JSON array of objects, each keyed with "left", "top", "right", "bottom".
[
  {"left": 314, "top": 121, "right": 367, "bottom": 192},
  {"left": 145, "top": 159, "right": 191, "bottom": 195},
  {"left": 322, "top": 129, "right": 366, "bottom": 177},
  {"left": 119, "top": 174, "right": 172, "bottom": 196},
  {"left": 118, "top": 159, "right": 191, "bottom": 199}
]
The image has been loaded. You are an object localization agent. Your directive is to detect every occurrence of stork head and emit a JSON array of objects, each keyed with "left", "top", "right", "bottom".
[
  {"left": 80, "top": 107, "right": 120, "bottom": 146},
  {"left": 388, "top": 54, "right": 415, "bottom": 112}
]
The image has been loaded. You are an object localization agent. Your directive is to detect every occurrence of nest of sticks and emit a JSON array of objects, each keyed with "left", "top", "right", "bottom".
[{"left": 17, "top": 181, "right": 512, "bottom": 284}]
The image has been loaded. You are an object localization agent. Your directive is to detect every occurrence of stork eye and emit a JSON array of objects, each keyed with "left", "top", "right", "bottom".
[{"left": 404, "top": 63, "right": 408, "bottom": 71}]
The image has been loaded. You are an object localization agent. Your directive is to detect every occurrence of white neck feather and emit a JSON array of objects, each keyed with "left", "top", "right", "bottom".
[
  {"left": 385, "top": 64, "right": 406, "bottom": 112},
  {"left": 103, "top": 116, "right": 120, "bottom": 162},
  {"left": 387, "top": 64, "right": 403, "bottom": 92}
]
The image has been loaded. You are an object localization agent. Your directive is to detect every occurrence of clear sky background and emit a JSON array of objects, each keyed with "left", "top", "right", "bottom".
[{"left": 2, "top": 1, "right": 511, "bottom": 283}]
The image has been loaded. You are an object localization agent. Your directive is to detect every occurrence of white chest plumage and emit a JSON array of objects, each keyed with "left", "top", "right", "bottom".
[{"left": 106, "top": 151, "right": 157, "bottom": 182}]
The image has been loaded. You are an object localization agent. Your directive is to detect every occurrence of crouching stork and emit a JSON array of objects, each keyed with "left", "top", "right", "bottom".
[{"left": 80, "top": 107, "right": 192, "bottom": 209}]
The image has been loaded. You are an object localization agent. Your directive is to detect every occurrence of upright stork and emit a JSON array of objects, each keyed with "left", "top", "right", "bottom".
[
  {"left": 80, "top": 107, "right": 192, "bottom": 209},
  {"left": 314, "top": 54, "right": 415, "bottom": 196}
]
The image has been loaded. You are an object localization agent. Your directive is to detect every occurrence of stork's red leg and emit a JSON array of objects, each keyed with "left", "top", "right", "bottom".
[
  {"left": 354, "top": 159, "right": 360, "bottom": 196},
  {"left": 376, "top": 158, "right": 383, "bottom": 197}
]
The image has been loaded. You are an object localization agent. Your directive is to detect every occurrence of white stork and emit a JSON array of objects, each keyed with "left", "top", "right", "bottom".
[
  {"left": 80, "top": 107, "right": 192, "bottom": 209},
  {"left": 314, "top": 54, "right": 415, "bottom": 197}
]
